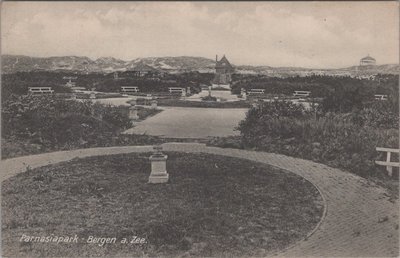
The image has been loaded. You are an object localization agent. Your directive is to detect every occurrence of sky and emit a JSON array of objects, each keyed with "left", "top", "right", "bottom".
[{"left": 1, "top": 1, "right": 398, "bottom": 68}]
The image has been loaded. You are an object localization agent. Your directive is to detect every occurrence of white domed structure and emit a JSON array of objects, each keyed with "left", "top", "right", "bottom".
[{"left": 360, "top": 55, "right": 376, "bottom": 66}]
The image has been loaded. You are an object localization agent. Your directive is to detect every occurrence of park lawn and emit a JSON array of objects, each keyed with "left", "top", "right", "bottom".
[
  {"left": 2, "top": 152, "right": 324, "bottom": 257},
  {"left": 136, "top": 106, "right": 162, "bottom": 120}
]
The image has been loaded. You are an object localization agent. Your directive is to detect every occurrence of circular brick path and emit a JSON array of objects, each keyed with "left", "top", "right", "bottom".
[{"left": 1, "top": 143, "right": 398, "bottom": 257}]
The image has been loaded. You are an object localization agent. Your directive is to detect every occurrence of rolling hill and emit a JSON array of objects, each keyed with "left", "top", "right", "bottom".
[{"left": 2, "top": 54, "right": 399, "bottom": 76}]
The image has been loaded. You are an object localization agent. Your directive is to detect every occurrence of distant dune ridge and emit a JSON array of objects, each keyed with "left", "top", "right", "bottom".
[{"left": 2, "top": 54, "right": 398, "bottom": 76}]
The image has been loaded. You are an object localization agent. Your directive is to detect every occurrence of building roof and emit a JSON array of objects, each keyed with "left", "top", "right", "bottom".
[
  {"left": 216, "top": 55, "right": 234, "bottom": 70},
  {"left": 361, "top": 55, "right": 376, "bottom": 61}
]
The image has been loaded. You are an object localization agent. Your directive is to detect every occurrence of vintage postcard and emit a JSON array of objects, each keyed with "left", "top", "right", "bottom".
[{"left": 1, "top": 1, "right": 399, "bottom": 257}]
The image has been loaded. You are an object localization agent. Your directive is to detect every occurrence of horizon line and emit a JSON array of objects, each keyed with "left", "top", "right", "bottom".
[{"left": 2, "top": 53, "right": 398, "bottom": 71}]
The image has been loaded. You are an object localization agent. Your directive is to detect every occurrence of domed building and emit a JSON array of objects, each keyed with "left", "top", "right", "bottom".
[{"left": 360, "top": 55, "right": 376, "bottom": 66}]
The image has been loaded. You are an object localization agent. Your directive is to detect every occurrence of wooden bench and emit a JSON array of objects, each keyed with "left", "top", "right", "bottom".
[
  {"left": 293, "top": 91, "right": 311, "bottom": 97},
  {"left": 374, "top": 95, "right": 388, "bottom": 101},
  {"left": 248, "top": 89, "right": 265, "bottom": 95},
  {"left": 28, "top": 87, "right": 54, "bottom": 94},
  {"left": 168, "top": 87, "right": 185, "bottom": 94},
  {"left": 121, "top": 86, "right": 139, "bottom": 94},
  {"left": 375, "top": 147, "right": 400, "bottom": 177}
]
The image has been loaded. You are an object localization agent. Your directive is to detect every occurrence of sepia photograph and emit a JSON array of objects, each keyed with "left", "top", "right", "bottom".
[{"left": 0, "top": 1, "right": 399, "bottom": 257}]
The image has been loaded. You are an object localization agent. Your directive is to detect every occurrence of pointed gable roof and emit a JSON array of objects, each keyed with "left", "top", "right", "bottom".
[{"left": 216, "top": 55, "right": 234, "bottom": 70}]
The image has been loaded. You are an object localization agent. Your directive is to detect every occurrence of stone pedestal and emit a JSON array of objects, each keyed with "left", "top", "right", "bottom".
[
  {"left": 252, "top": 100, "right": 259, "bottom": 108},
  {"left": 241, "top": 88, "right": 247, "bottom": 100},
  {"left": 181, "top": 88, "right": 186, "bottom": 97},
  {"left": 151, "top": 100, "right": 158, "bottom": 109},
  {"left": 129, "top": 106, "right": 139, "bottom": 120},
  {"left": 90, "top": 92, "right": 96, "bottom": 99},
  {"left": 149, "top": 154, "right": 169, "bottom": 184}
]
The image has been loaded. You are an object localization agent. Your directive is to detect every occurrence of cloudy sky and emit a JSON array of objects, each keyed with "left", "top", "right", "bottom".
[{"left": 1, "top": 1, "right": 398, "bottom": 68}]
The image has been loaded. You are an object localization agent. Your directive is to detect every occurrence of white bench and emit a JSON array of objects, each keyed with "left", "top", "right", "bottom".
[
  {"left": 374, "top": 95, "right": 388, "bottom": 101},
  {"left": 121, "top": 86, "right": 139, "bottom": 93},
  {"left": 293, "top": 91, "right": 311, "bottom": 97},
  {"left": 248, "top": 89, "right": 265, "bottom": 95},
  {"left": 168, "top": 87, "right": 185, "bottom": 93},
  {"left": 375, "top": 147, "right": 399, "bottom": 177},
  {"left": 28, "top": 87, "right": 54, "bottom": 94}
]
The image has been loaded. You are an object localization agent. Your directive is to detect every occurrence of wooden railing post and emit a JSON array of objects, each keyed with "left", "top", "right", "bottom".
[
  {"left": 375, "top": 147, "right": 400, "bottom": 178},
  {"left": 386, "top": 151, "right": 393, "bottom": 177}
]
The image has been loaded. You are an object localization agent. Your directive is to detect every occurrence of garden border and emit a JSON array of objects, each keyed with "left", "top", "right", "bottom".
[{"left": 1, "top": 143, "right": 398, "bottom": 257}]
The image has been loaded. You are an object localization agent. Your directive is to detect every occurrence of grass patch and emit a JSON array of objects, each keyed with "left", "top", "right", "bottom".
[
  {"left": 136, "top": 106, "right": 162, "bottom": 120},
  {"left": 1, "top": 134, "right": 163, "bottom": 159},
  {"left": 2, "top": 152, "right": 323, "bottom": 257}
]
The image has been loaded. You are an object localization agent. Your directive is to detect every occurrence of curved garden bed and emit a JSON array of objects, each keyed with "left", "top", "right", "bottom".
[{"left": 2, "top": 152, "right": 324, "bottom": 257}]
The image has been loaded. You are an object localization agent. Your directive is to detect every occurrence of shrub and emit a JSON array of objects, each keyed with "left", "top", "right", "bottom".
[
  {"left": 201, "top": 95, "right": 217, "bottom": 101},
  {"left": 352, "top": 101, "right": 399, "bottom": 129},
  {"left": 235, "top": 100, "right": 399, "bottom": 178},
  {"left": 2, "top": 95, "right": 131, "bottom": 150},
  {"left": 238, "top": 100, "right": 309, "bottom": 143}
]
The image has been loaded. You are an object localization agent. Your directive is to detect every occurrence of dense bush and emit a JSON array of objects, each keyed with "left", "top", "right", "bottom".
[
  {"left": 349, "top": 101, "right": 399, "bottom": 129},
  {"left": 236, "top": 100, "right": 399, "bottom": 178},
  {"left": 2, "top": 71, "right": 73, "bottom": 101},
  {"left": 2, "top": 71, "right": 214, "bottom": 101},
  {"left": 232, "top": 74, "right": 399, "bottom": 114},
  {"left": 201, "top": 95, "right": 217, "bottom": 101},
  {"left": 2, "top": 95, "right": 132, "bottom": 151}
]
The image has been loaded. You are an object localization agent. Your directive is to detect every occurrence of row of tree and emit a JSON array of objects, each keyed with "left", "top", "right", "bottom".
[
  {"left": 2, "top": 71, "right": 215, "bottom": 101},
  {"left": 232, "top": 74, "right": 399, "bottom": 113}
]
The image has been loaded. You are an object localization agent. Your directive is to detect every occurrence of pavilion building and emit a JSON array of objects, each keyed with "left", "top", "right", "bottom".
[
  {"left": 360, "top": 55, "right": 376, "bottom": 66},
  {"left": 212, "top": 55, "right": 234, "bottom": 88}
]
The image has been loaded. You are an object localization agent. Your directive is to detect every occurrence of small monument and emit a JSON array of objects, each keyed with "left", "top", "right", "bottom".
[
  {"left": 241, "top": 88, "right": 247, "bottom": 100},
  {"left": 129, "top": 103, "right": 139, "bottom": 120},
  {"left": 252, "top": 99, "right": 259, "bottom": 108},
  {"left": 187, "top": 87, "right": 191, "bottom": 95},
  {"left": 208, "top": 86, "right": 212, "bottom": 96},
  {"left": 89, "top": 92, "right": 96, "bottom": 99},
  {"left": 151, "top": 100, "right": 158, "bottom": 109},
  {"left": 149, "top": 145, "right": 169, "bottom": 184},
  {"left": 181, "top": 88, "right": 186, "bottom": 97}
]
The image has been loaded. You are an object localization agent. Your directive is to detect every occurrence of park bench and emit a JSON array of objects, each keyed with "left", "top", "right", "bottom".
[
  {"left": 293, "top": 91, "right": 311, "bottom": 97},
  {"left": 28, "top": 87, "right": 54, "bottom": 94},
  {"left": 71, "top": 87, "right": 86, "bottom": 93},
  {"left": 374, "top": 95, "right": 388, "bottom": 101},
  {"left": 200, "top": 85, "right": 210, "bottom": 91},
  {"left": 248, "top": 89, "right": 265, "bottom": 95},
  {"left": 375, "top": 147, "right": 400, "bottom": 177},
  {"left": 168, "top": 87, "right": 185, "bottom": 94},
  {"left": 121, "top": 86, "right": 139, "bottom": 94}
]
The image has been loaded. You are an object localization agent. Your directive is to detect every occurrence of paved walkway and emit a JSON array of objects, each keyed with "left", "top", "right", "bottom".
[{"left": 1, "top": 143, "right": 398, "bottom": 257}]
